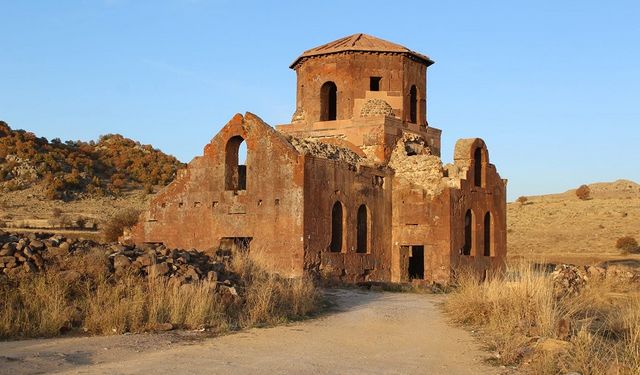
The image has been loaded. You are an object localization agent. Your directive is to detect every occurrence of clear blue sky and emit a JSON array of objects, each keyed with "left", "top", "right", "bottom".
[{"left": 1, "top": 1, "right": 639, "bottom": 200}]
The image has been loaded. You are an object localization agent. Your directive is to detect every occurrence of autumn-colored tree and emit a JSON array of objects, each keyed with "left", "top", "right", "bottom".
[{"left": 0, "top": 121, "right": 184, "bottom": 200}]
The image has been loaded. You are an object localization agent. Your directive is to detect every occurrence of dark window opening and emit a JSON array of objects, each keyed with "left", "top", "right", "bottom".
[
  {"left": 330, "top": 201, "right": 344, "bottom": 252},
  {"left": 484, "top": 212, "right": 491, "bottom": 256},
  {"left": 370, "top": 77, "right": 381, "bottom": 91},
  {"left": 463, "top": 209, "right": 473, "bottom": 255},
  {"left": 219, "top": 237, "right": 252, "bottom": 257},
  {"left": 225, "top": 136, "right": 247, "bottom": 191},
  {"left": 356, "top": 204, "right": 368, "bottom": 253},
  {"left": 320, "top": 81, "right": 337, "bottom": 121},
  {"left": 409, "top": 85, "right": 417, "bottom": 123},
  {"left": 408, "top": 245, "right": 424, "bottom": 280},
  {"left": 474, "top": 147, "right": 483, "bottom": 187}
]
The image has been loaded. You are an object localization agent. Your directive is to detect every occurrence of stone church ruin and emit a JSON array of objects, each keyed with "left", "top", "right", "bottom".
[{"left": 129, "top": 33, "right": 507, "bottom": 284}]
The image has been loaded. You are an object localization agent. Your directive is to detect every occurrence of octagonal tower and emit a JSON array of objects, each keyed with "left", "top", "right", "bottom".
[
  {"left": 290, "top": 33, "right": 434, "bottom": 127},
  {"left": 279, "top": 34, "right": 441, "bottom": 161}
]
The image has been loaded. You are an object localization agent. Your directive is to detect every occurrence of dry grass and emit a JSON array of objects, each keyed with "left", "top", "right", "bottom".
[
  {"left": 445, "top": 262, "right": 640, "bottom": 374},
  {"left": 0, "top": 251, "right": 320, "bottom": 339},
  {"left": 230, "top": 251, "right": 320, "bottom": 327}
]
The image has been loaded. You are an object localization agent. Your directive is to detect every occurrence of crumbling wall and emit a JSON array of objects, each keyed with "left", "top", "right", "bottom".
[
  {"left": 449, "top": 138, "right": 507, "bottom": 278},
  {"left": 129, "top": 113, "right": 307, "bottom": 277},
  {"left": 388, "top": 133, "right": 445, "bottom": 197},
  {"left": 388, "top": 133, "right": 453, "bottom": 283}
]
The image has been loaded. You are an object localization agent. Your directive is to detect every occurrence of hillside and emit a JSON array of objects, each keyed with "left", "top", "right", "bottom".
[
  {"left": 508, "top": 179, "right": 640, "bottom": 264},
  {"left": 0, "top": 121, "right": 184, "bottom": 200},
  {"left": 0, "top": 121, "right": 185, "bottom": 236}
]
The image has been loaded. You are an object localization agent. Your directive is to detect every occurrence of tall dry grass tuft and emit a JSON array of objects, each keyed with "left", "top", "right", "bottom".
[
  {"left": 230, "top": 251, "right": 321, "bottom": 327},
  {"left": 0, "top": 249, "right": 320, "bottom": 339},
  {"left": 0, "top": 274, "right": 72, "bottom": 338},
  {"left": 445, "top": 261, "right": 640, "bottom": 374}
]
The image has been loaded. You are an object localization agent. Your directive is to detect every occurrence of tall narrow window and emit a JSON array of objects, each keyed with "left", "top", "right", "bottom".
[
  {"left": 330, "top": 201, "right": 344, "bottom": 252},
  {"left": 463, "top": 209, "right": 473, "bottom": 255},
  {"left": 369, "top": 77, "right": 381, "bottom": 91},
  {"left": 225, "top": 136, "right": 246, "bottom": 191},
  {"left": 474, "top": 147, "right": 483, "bottom": 187},
  {"left": 409, "top": 85, "right": 417, "bottom": 123},
  {"left": 356, "top": 204, "right": 369, "bottom": 253},
  {"left": 484, "top": 212, "right": 491, "bottom": 256},
  {"left": 320, "top": 81, "right": 337, "bottom": 121}
]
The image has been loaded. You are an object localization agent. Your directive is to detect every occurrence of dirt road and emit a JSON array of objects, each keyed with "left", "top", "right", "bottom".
[{"left": 0, "top": 289, "right": 497, "bottom": 375}]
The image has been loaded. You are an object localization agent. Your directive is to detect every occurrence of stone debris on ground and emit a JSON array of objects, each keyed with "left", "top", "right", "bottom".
[
  {"left": 0, "top": 229, "right": 238, "bottom": 291},
  {"left": 550, "top": 263, "right": 640, "bottom": 297}
]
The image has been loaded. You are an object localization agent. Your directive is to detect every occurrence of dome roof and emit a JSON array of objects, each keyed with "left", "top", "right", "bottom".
[{"left": 290, "top": 33, "right": 434, "bottom": 69}]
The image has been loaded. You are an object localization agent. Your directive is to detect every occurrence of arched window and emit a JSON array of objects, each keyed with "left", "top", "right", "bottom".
[
  {"left": 356, "top": 204, "right": 369, "bottom": 253},
  {"left": 330, "top": 201, "right": 344, "bottom": 252},
  {"left": 320, "top": 81, "right": 337, "bottom": 121},
  {"left": 474, "top": 147, "right": 483, "bottom": 187},
  {"left": 463, "top": 209, "right": 473, "bottom": 255},
  {"left": 484, "top": 212, "right": 491, "bottom": 256},
  {"left": 409, "top": 85, "right": 417, "bottom": 123},
  {"left": 225, "top": 136, "right": 246, "bottom": 191}
]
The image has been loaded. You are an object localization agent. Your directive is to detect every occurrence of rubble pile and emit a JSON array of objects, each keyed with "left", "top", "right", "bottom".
[
  {"left": 551, "top": 263, "right": 640, "bottom": 297},
  {"left": 551, "top": 264, "right": 588, "bottom": 297},
  {"left": 0, "top": 230, "right": 238, "bottom": 292},
  {"left": 388, "top": 133, "right": 445, "bottom": 196},
  {"left": 286, "top": 135, "right": 363, "bottom": 165}
]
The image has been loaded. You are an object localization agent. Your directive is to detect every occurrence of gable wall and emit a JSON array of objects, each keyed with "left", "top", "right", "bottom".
[{"left": 130, "top": 113, "right": 307, "bottom": 276}]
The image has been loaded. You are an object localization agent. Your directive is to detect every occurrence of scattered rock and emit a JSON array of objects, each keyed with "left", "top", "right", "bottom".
[
  {"left": 0, "top": 232, "right": 239, "bottom": 288},
  {"left": 149, "top": 262, "right": 170, "bottom": 278},
  {"left": 113, "top": 255, "right": 131, "bottom": 270}
]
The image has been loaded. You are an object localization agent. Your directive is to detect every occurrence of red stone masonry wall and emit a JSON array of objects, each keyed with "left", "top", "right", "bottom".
[
  {"left": 293, "top": 53, "right": 427, "bottom": 126},
  {"left": 302, "top": 157, "right": 393, "bottom": 282},
  {"left": 130, "top": 113, "right": 307, "bottom": 277}
]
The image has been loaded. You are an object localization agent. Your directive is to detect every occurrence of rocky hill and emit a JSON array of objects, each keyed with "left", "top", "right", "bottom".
[
  {"left": 508, "top": 179, "right": 640, "bottom": 264},
  {"left": 0, "top": 121, "right": 184, "bottom": 200}
]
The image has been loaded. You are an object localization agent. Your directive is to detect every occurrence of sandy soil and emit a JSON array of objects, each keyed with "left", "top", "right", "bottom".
[
  {"left": 0, "top": 289, "right": 496, "bottom": 375},
  {"left": 508, "top": 179, "right": 640, "bottom": 264}
]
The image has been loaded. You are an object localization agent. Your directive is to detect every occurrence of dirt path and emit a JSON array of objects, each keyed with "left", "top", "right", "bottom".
[{"left": 0, "top": 289, "right": 497, "bottom": 375}]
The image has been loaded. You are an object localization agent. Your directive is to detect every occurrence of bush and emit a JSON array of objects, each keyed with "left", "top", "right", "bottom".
[
  {"left": 616, "top": 236, "right": 639, "bottom": 253},
  {"left": 576, "top": 184, "right": 591, "bottom": 200},
  {"left": 516, "top": 196, "right": 528, "bottom": 205},
  {"left": 52, "top": 207, "right": 62, "bottom": 218},
  {"left": 102, "top": 208, "right": 141, "bottom": 242},
  {"left": 76, "top": 216, "right": 87, "bottom": 229}
]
